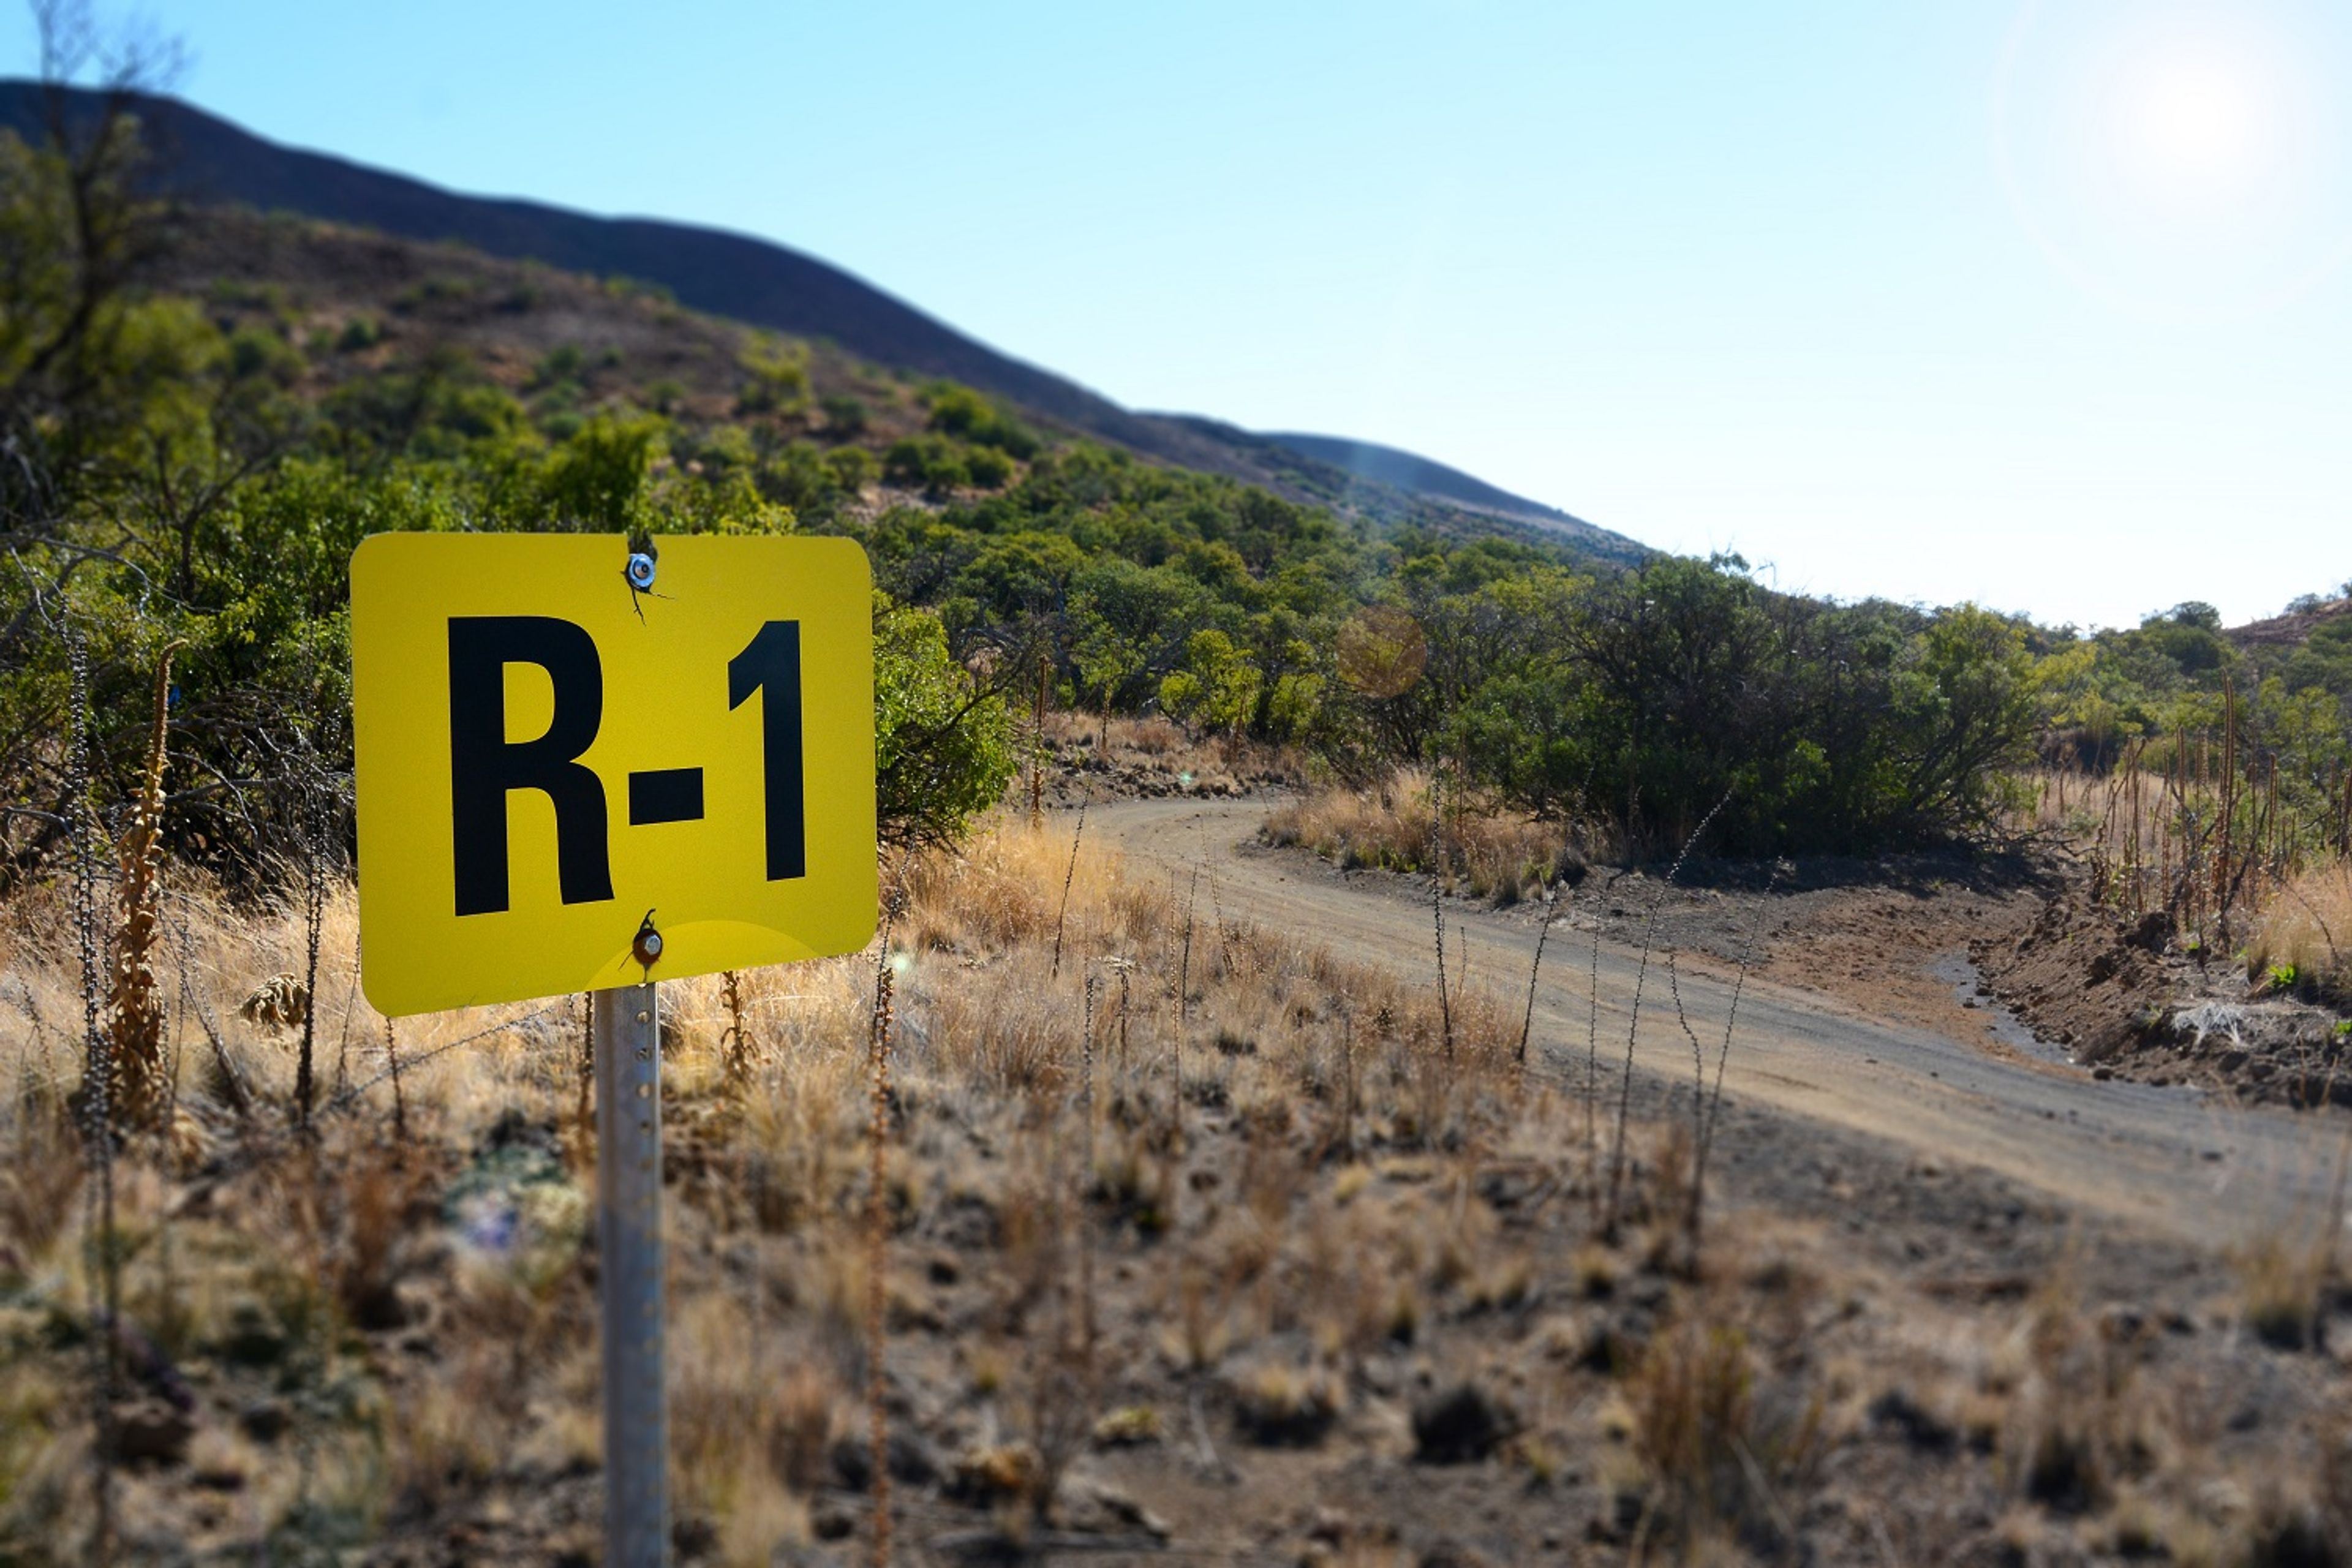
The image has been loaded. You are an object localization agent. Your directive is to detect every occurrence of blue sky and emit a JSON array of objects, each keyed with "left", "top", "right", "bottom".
[{"left": 9, "top": 0, "right": 2351, "bottom": 629}]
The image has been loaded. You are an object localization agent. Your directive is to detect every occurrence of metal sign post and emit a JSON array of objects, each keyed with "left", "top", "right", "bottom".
[{"left": 595, "top": 981, "right": 666, "bottom": 1565}]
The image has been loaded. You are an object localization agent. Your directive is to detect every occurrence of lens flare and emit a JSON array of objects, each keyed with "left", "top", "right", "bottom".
[
  {"left": 1994, "top": 0, "right": 2352, "bottom": 319},
  {"left": 2112, "top": 43, "right": 2269, "bottom": 193}
]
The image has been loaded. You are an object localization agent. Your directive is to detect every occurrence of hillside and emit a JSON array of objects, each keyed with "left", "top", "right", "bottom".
[
  {"left": 0, "top": 78, "right": 1649, "bottom": 568},
  {"left": 2228, "top": 592, "right": 2352, "bottom": 650}
]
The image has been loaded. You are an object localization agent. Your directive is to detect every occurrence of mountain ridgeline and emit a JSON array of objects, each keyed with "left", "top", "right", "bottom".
[{"left": 0, "top": 78, "right": 1645, "bottom": 567}]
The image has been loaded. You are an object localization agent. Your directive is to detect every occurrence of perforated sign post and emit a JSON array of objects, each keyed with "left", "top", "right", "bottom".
[{"left": 350, "top": 532, "right": 877, "bottom": 1566}]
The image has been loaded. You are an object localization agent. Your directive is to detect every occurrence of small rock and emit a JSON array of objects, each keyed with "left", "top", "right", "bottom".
[
  {"left": 191, "top": 1460, "right": 245, "bottom": 1491},
  {"left": 221, "top": 1300, "right": 288, "bottom": 1367},
  {"left": 1868, "top": 1389, "right": 1955, "bottom": 1453},
  {"left": 1057, "top": 1475, "right": 1171, "bottom": 1539},
  {"left": 671, "top": 1513, "right": 718, "bottom": 1559},
  {"left": 349, "top": 1280, "right": 416, "bottom": 1332},
  {"left": 2125, "top": 910, "right": 2173, "bottom": 952},
  {"left": 1419, "top": 1541, "right": 1493, "bottom": 1568}
]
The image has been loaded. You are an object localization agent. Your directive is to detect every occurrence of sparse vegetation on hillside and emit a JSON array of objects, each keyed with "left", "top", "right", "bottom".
[{"left": 4, "top": 103, "right": 2067, "bottom": 877}]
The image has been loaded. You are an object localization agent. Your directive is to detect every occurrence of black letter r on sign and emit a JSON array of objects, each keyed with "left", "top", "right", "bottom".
[{"left": 448, "top": 616, "right": 615, "bottom": 916}]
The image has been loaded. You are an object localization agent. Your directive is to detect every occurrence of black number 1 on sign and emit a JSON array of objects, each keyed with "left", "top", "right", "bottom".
[{"left": 728, "top": 620, "right": 807, "bottom": 882}]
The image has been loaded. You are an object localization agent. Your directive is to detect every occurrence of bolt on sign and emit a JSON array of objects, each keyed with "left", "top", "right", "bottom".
[{"left": 351, "top": 533, "right": 877, "bottom": 1015}]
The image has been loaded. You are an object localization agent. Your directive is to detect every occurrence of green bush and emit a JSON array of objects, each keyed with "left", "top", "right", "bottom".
[
  {"left": 820, "top": 394, "right": 869, "bottom": 437},
  {"left": 925, "top": 384, "right": 1039, "bottom": 458},
  {"left": 874, "top": 594, "right": 1019, "bottom": 849}
]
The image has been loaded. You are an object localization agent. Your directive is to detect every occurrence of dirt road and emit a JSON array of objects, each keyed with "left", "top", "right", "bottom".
[{"left": 1093, "top": 795, "right": 2350, "bottom": 1251}]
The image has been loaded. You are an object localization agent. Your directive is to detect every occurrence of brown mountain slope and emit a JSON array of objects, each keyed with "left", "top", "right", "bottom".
[{"left": 2, "top": 78, "right": 1651, "bottom": 567}]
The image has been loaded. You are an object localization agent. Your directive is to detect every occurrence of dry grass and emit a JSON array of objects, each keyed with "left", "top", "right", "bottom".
[
  {"left": 1263, "top": 769, "right": 1593, "bottom": 904},
  {"left": 1622, "top": 1284, "right": 1825, "bottom": 1557},
  {"left": 0, "top": 812, "right": 1531, "bottom": 1558},
  {"left": 2256, "top": 862, "right": 2352, "bottom": 998},
  {"left": 2012, "top": 758, "right": 2352, "bottom": 985},
  {"left": 2233, "top": 1228, "right": 2339, "bottom": 1351},
  {"left": 4, "top": 809, "right": 2350, "bottom": 1563}
]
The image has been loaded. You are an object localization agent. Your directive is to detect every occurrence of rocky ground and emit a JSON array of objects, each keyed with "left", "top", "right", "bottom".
[{"left": 1028, "top": 714, "right": 1303, "bottom": 812}]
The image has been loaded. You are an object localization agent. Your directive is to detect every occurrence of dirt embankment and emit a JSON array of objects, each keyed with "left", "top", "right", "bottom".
[
  {"left": 1975, "top": 897, "right": 2352, "bottom": 1108},
  {"left": 1283, "top": 804, "right": 2352, "bottom": 1109},
  {"left": 1567, "top": 851, "right": 2352, "bottom": 1110}
]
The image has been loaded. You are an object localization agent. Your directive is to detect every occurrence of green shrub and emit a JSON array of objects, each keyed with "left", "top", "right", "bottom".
[
  {"left": 874, "top": 595, "right": 1019, "bottom": 849},
  {"left": 925, "top": 384, "right": 1039, "bottom": 458}
]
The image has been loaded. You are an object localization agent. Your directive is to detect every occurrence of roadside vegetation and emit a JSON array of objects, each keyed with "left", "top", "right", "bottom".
[{"left": 9, "top": 818, "right": 2352, "bottom": 1564}]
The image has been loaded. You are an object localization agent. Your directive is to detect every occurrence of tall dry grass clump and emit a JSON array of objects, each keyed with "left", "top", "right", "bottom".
[
  {"left": 1264, "top": 770, "right": 1589, "bottom": 904},
  {"left": 1626, "top": 1298, "right": 1823, "bottom": 1557},
  {"left": 2255, "top": 861, "right": 2352, "bottom": 998}
]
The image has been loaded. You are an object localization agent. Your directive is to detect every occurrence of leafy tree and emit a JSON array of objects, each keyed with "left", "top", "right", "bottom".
[
  {"left": 873, "top": 594, "right": 1018, "bottom": 850},
  {"left": 1161, "top": 628, "right": 1262, "bottom": 736},
  {"left": 1069, "top": 558, "right": 1199, "bottom": 741},
  {"left": 1887, "top": 605, "right": 2038, "bottom": 837}
]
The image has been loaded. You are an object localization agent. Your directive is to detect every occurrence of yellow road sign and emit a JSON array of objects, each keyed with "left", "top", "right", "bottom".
[{"left": 352, "top": 533, "right": 876, "bottom": 1016}]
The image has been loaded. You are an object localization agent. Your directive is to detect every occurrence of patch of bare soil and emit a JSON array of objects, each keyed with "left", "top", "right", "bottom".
[
  {"left": 1583, "top": 858, "right": 2049, "bottom": 1061},
  {"left": 1033, "top": 714, "right": 1302, "bottom": 809},
  {"left": 1976, "top": 895, "right": 2352, "bottom": 1107},
  {"left": 1384, "top": 849, "right": 2058, "bottom": 1068}
]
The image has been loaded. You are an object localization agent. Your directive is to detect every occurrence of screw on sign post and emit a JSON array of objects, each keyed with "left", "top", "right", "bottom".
[{"left": 349, "top": 533, "right": 878, "bottom": 1566}]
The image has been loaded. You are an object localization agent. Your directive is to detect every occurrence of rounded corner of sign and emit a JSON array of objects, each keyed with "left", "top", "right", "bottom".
[
  {"left": 358, "top": 972, "right": 416, "bottom": 1021},
  {"left": 347, "top": 533, "right": 383, "bottom": 587},
  {"left": 806, "top": 534, "right": 872, "bottom": 586},
  {"left": 348, "top": 530, "right": 406, "bottom": 575}
]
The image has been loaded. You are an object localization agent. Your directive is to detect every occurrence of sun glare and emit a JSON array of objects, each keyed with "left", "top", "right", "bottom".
[
  {"left": 1996, "top": 0, "right": 2352, "bottom": 318},
  {"left": 2111, "top": 42, "right": 2271, "bottom": 195}
]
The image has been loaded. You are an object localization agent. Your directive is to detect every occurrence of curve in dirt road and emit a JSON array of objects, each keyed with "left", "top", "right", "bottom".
[{"left": 1088, "top": 796, "right": 2350, "bottom": 1253}]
